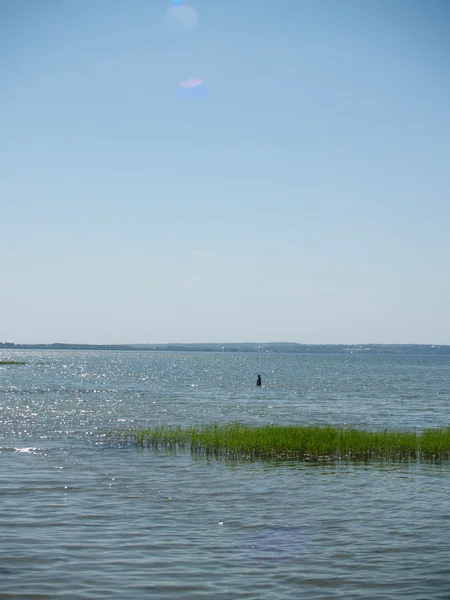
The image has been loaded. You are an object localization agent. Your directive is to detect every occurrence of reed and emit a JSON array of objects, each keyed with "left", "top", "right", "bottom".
[
  {"left": 0, "top": 361, "right": 26, "bottom": 365},
  {"left": 110, "top": 423, "right": 450, "bottom": 461}
]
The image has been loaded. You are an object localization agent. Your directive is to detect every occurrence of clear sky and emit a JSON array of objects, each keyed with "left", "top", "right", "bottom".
[{"left": 1, "top": 0, "right": 449, "bottom": 345}]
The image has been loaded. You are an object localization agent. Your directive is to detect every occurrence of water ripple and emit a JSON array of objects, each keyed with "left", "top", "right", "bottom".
[{"left": 1, "top": 351, "right": 450, "bottom": 598}]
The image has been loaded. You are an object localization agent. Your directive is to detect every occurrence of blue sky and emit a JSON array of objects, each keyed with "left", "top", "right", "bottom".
[{"left": 1, "top": 0, "right": 449, "bottom": 344}]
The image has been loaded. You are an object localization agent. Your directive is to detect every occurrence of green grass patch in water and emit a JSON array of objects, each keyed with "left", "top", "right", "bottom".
[
  {"left": 109, "top": 423, "right": 450, "bottom": 461},
  {"left": 0, "top": 361, "right": 26, "bottom": 365}
]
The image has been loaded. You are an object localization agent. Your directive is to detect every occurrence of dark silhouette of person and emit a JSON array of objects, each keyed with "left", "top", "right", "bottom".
[{"left": 256, "top": 375, "right": 262, "bottom": 387}]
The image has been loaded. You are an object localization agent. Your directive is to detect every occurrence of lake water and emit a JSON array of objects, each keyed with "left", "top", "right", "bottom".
[{"left": 1, "top": 350, "right": 450, "bottom": 599}]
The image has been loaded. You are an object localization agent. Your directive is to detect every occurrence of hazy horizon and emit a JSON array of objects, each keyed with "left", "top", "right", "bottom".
[
  {"left": 2, "top": 0, "right": 449, "bottom": 345},
  {"left": 2, "top": 339, "right": 449, "bottom": 348}
]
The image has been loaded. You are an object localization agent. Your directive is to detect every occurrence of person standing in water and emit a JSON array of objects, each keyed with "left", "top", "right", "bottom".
[{"left": 256, "top": 375, "right": 262, "bottom": 387}]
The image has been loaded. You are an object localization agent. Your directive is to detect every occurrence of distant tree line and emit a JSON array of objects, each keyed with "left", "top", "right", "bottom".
[{"left": 0, "top": 342, "right": 449, "bottom": 354}]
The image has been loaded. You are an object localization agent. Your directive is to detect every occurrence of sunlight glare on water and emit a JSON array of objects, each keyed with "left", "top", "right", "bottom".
[{"left": 1, "top": 350, "right": 450, "bottom": 598}]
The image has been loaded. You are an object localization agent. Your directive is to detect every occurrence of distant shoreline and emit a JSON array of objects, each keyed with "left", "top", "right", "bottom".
[{"left": 1, "top": 342, "right": 449, "bottom": 355}]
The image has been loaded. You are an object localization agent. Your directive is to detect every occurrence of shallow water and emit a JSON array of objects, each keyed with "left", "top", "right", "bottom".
[{"left": 1, "top": 350, "right": 450, "bottom": 598}]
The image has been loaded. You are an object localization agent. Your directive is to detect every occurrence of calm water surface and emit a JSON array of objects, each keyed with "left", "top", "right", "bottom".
[{"left": 1, "top": 350, "right": 450, "bottom": 599}]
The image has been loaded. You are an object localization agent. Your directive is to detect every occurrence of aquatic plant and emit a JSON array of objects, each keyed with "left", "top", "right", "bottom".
[
  {"left": 0, "top": 361, "right": 26, "bottom": 365},
  {"left": 110, "top": 423, "right": 450, "bottom": 461}
]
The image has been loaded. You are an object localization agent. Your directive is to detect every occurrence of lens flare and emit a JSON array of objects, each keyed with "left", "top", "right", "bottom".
[
  {"left": 178, "top": 78, "right": 206, "bottom": 99},
  {"left": 164, "top": 3, "right": 198, "bottom": 33},
  {"left": 179, "top": 78, "right": 203, "bottom": 88},
  {"left": 178, "top": 78, "right": 205, "bottom": 98}
]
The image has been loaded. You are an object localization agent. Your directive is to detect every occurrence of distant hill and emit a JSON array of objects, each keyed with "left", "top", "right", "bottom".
[{"left": 1, "top": 342, "right": 449, "bottom": 355}]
